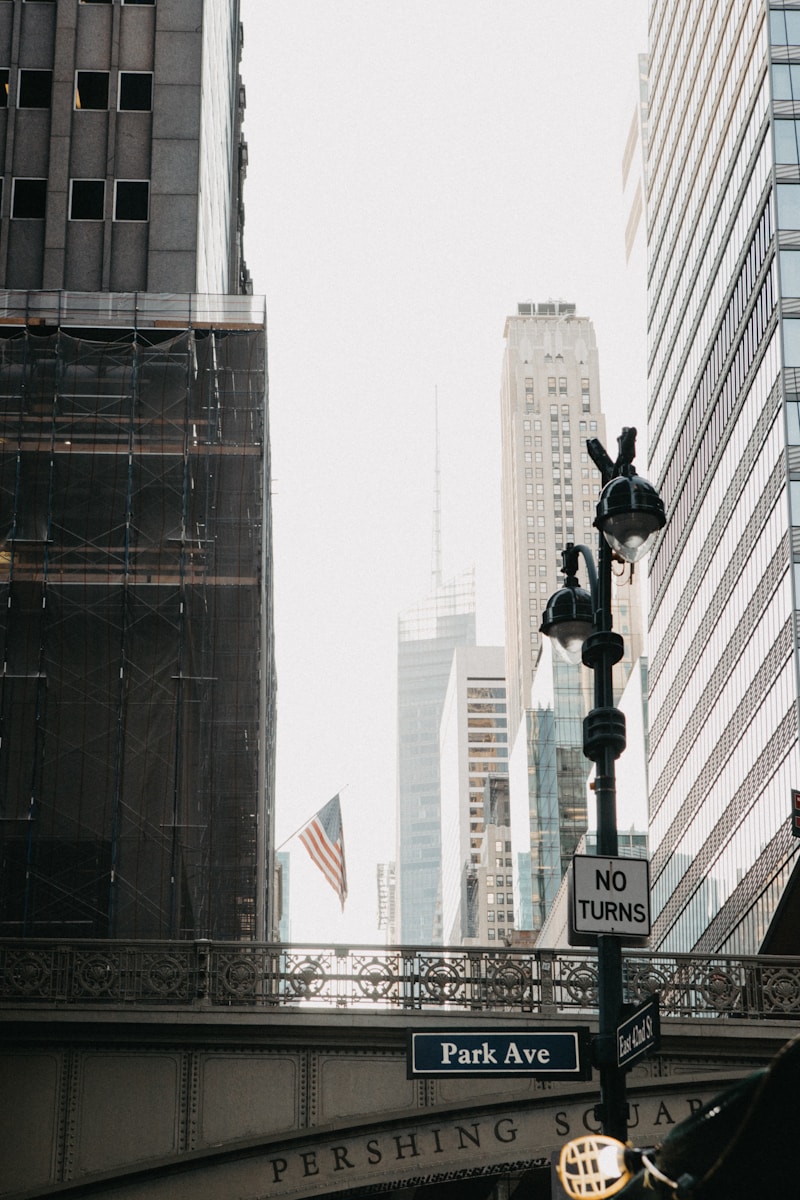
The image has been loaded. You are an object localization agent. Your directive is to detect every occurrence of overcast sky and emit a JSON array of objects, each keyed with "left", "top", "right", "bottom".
[{"left": 239, "top": 1, "right": 649, "bottom": 943}]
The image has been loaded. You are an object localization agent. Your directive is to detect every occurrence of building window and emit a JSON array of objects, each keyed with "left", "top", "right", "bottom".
[
  {"left": 771, "top": 11, "right": 800, "bottom": 46},
  {"left": 70, "top": 179, "right": 105, "bottom": 220},
  {"left": 547, "top": 377, "right": 556, "bottom": 394},
  {"left": 12, "top": 178, "right": 46, "bottom": 218},
  {"left": 122, "top": 0, "right": 156, "bottom": 5},
  {"left": 18, "top": 70, "right": 52, "bottom": 108},
  {"left": 118, "top": 72, "right": 153, "bottom": 111},
  {"left": 488, "top": 929, "right": 496, "bottom": 940},
  {"left": 75, "top": 71, "right": 109, "bottom": 110},
  {"left": 114, "top": 179, "right": 149, "bottom": 221},
  {"left": 559, "top": 377, "right": 567, "bottom": 393},
  {"left": 0, "top": 70, "right": 7, "bottom": 108}
]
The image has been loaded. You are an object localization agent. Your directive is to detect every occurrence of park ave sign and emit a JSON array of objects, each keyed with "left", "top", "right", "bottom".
[{"left": 407, "top": 1030, "right": 591, "bottom": 1080}]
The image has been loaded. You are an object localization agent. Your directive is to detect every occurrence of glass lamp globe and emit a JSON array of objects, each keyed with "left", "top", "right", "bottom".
[
  {"left": 540, "top": 584, "right": 593, "bottom": 665},
  {"left": 595, "top": 473, "right": 666, "bottom": 563}
]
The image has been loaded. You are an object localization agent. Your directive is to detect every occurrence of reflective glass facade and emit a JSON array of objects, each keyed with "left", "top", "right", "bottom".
[
  {"left": 396, "top": 570, "right": 476, "bottom": 944},
  {"left": 197, "top": 0, "right": 248, "bottom": 293},
  {"left": 647, "top": 0, "right": 800, "bottom": 953}
]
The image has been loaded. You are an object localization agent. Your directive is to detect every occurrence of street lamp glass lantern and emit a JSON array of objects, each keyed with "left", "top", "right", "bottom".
[
  {"left": 540, "top": 583, "right": 593, "bottom": 665},
  {"left": 594, "top": 473, "right": 666, "bottom": 563}
]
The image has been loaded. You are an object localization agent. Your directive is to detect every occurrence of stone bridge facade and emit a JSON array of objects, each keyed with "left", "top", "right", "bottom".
[{"left": 2, "top": 941, "right": 799, "bottom": 1199}]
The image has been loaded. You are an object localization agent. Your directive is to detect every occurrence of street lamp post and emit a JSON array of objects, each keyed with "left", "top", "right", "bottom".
[{"left": 540, "top": 427, "right": 665, "bottom": 1142}]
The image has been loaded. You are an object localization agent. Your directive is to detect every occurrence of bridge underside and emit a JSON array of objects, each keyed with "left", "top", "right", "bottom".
[{"left": 1, "top": 1005, "right": 794, "bottom": 1200}]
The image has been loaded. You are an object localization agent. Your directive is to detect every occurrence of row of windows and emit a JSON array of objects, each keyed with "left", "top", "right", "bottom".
[
  {"left": 654, "top": 201, "right": 773, "bottom": 523},
  {"left": 0, "top": 69, "right": 152, "bottom": 112},
  {"left": 648, "top": 28, "right": 767, "bottom": 404},
  {"left": 649, "top": 1, "right": 761, "bottom": 315},
  {"left": 7, "top": 177, "right": 149, "bottom": 221},
  {"left": 651, "top": 255, "right": 776, "bottom": 602},
  {"left": 649, "top": 104, "right": 770, "bottom": 451},
  {"left": 9, "top": 1, "right": 155, "bottom": 5},
  {"left": 649, "top": 348, "right": 780, "bottom": 684}
]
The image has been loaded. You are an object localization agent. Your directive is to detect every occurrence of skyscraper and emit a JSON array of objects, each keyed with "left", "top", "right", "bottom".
[
  {"left": 646, "top": 0, "right": 800, "bottom": 953},
  {"left": 499, "top": 302, "right": 643, "bottom": 932},
  {"left": 0, "top": 0, "right": 276, "bottom": 942},
  {"left": 438, "top": 645, "right": 509, "bottom": 944},
  {"left": 499, "top": 302, "right": 607, "bottom": 737},
  {"left": 395, "top": 569, "right": 476, "bottom": 945}
]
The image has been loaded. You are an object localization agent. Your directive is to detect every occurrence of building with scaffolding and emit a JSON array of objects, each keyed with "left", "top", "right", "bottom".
[
  {"left": 0, "top": 291, "right": 275, "bottom": 941},
  {"left": 0, "top": 3, "right": 276, "bottom": 941}
]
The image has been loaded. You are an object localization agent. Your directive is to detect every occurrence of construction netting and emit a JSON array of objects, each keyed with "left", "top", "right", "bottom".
[{"left": 0, "top": 321, "right": 275, "bottom": 940}]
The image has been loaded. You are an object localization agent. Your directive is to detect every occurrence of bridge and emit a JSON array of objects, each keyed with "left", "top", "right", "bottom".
[{"left": 2, "top": 940, "right": 799, "bottom": 1199}]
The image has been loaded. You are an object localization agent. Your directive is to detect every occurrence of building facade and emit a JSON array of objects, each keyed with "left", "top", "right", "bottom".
[
  {"left": 0, "top": 1, "right": 276, "bottom": 942},
  {"left": 499, "top": 301, "right": 607, "bottom": 738},
  {"left": 646, "top": 0, "right": 800, "bottom": 953},
  {"left": 499, "top": 302, "right": 645, "bottom": 933},
  {"left": 0, "top": 0, "right": 248, "bottom": 294},
  {"left": 438, "top": 645, "right": 510, "bottom": 944},
  {"left": 395, "top": 570, "right": 476, "bottom": 945}
]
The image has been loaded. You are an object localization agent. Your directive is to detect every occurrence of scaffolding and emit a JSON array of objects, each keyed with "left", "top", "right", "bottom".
[{"left": 0, "top": 294, "right": 276, "bottom": 941}]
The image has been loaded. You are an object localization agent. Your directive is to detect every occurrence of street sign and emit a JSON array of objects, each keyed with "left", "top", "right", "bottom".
[
  {"left": 407, "top": 1029, "right": 592, "bottom": 1080},
  {"left": 569, "top": 855, "right": 651, "bottom": 946},
  {"left": 617, "top": 995, "right": 660, "bottom": 1069},
  {"left": 792, "top": 789, "right": 800, "bottom": 838}
]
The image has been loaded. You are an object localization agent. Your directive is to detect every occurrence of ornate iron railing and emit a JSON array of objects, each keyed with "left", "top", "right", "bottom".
[{"left": 1, "top": 940, "right": 800, "bottom": 1020}]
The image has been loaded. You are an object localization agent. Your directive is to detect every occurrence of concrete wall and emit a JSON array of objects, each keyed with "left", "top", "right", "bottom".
[
  {"left": 0, "top": 1006, "right": 794, "bottom": 1197},
  {"left": 0, "top": 0, "right": 243, "bottom": 293}
]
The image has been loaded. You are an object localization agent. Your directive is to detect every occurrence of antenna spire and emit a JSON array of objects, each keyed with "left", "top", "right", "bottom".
[{"left": 432, "top": 387, "right": 443, "bottom": 590}]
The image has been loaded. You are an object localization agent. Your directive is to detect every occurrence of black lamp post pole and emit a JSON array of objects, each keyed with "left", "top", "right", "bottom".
[
  {"left": 543, "top": 430, "right": 665, "bottom": 1144},
  {"left": 577, "top": 436, "right": 630, "bottom": 1142},
  {"left": 583, "top": 523, "right": 628, "bottom": 1141}
]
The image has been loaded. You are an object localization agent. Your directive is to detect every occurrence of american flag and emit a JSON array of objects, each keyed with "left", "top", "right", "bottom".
[{"left": 298, "top": 795, "right": 348, "bottom": 910}]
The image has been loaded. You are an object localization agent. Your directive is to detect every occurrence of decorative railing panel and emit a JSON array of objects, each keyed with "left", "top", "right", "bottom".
[{"left": 1, "top": 941, "right": 800, "bottom": 1020}]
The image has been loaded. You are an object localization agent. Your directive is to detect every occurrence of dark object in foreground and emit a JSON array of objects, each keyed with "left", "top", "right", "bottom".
[
  {"left": 618, "top": 1034, "right": 800, "bottom": 1197},
  {"left": 557, "top": 1035, "right": 800, "bottom": 1197}
]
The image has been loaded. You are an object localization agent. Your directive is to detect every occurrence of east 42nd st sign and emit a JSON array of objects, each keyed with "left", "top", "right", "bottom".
[{"left": 407, "top": 1030, "right": 592, "bottom": 1080}]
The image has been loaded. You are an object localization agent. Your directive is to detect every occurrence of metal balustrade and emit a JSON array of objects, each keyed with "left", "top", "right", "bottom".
[{"left": 2, "top": 940, "right": 800, "bottom": 1019}]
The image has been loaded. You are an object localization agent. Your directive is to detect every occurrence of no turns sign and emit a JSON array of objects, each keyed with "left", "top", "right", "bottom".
[{"left": 568, "top": 854, "right": 651, "bottom": 946}]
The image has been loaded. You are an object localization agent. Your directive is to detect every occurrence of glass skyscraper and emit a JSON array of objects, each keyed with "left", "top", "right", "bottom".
[
  {"left": 395, "top": 570, "right": 476, "bottom": 945},
  {"left": 647, "top": 0, "right": 800, "bottom": 953}
]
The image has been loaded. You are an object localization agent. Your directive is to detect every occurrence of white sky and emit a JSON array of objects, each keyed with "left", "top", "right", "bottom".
[{"left": 239, "top": 1, "right": 649, "bottom": 943}]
